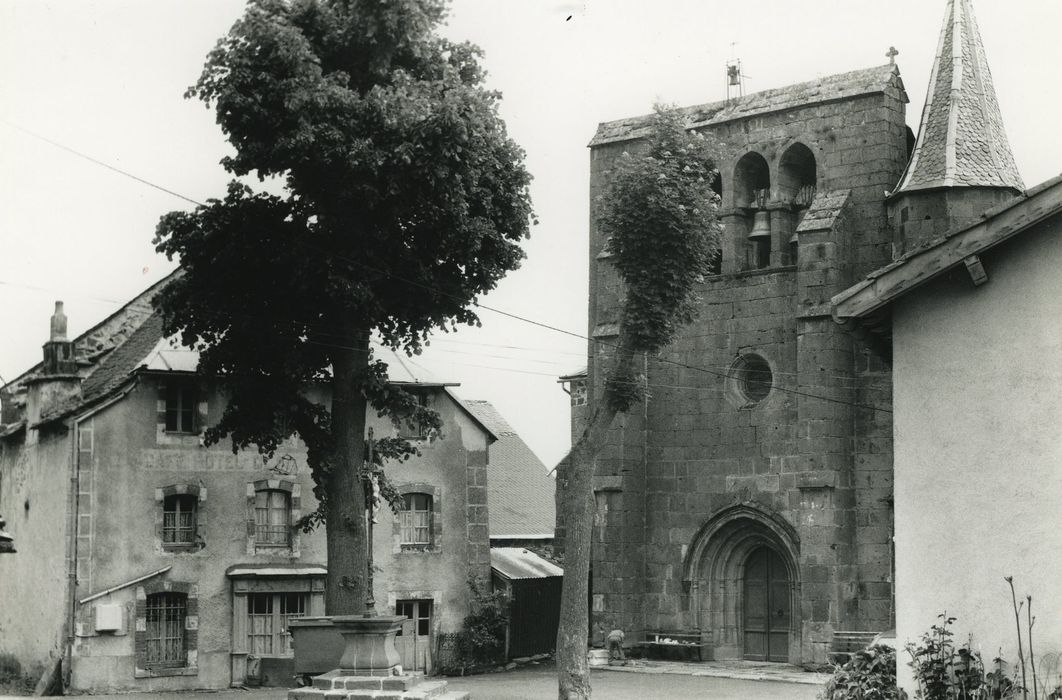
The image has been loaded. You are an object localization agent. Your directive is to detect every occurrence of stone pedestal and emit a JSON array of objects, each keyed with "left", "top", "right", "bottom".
[
  {"left": 287, "top": 614, "right": 469, "bottom": 700},
  {"left": 334, "top": 614, "right": 405, "bottom": 675}
]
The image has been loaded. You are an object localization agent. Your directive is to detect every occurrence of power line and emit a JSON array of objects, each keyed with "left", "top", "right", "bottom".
[
  {"left": 1, "top": 120, "right": 203, "bottom": 207},
  {"left": 6, "top": 126, "right": 891, "bottom": 414}
]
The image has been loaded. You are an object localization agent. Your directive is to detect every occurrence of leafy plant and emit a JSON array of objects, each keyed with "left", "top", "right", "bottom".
[
  {"left": 820, "top": 644, "right": 904, "bottom": 700},
  {"left": 906, "top": 615, "right": 1019, "bottom": 700},
  {"left": 0, "top": 653, "right": 37, "bottom": 696},
  {"left": 442, "top": 576, "right": 510, "bottom": 671}
]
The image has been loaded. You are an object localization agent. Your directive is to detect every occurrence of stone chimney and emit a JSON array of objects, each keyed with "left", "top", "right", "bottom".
[{"left": 25, "top": 301, "right": 82, "bottom": 431}]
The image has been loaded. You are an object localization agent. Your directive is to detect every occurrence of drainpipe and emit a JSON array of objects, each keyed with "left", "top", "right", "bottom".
[
  {"left": 63, "top": 414, "right": 79, "bottom": 688},
  {"left": 64, "top": 382, "right": 137, "bottom": 688}
]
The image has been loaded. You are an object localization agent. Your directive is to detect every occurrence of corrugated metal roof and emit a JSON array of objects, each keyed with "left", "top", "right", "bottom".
[{"left": 490, "top": 547, "right": 563, "bottom": 580}]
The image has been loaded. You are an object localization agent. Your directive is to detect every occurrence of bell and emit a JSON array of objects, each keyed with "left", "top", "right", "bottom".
[{"left": 748, "top": 210, "right": 772, "bottom": 240}]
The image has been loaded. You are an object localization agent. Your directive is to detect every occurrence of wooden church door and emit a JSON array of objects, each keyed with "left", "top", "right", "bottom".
[{"left": 743, "top": 547, "right": 791, "bottom": 662}]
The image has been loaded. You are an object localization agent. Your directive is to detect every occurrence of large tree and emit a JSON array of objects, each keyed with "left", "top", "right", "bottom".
[
  {"left": 153, "top": 0, "right": 533, "bottom": 615},
  {"left": 556, "top": 107, "right": 722, "bottom": 699}
]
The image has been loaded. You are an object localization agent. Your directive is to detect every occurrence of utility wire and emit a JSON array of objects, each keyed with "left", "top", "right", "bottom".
[
  {"left": 5, "top": 126, "right": 890, "bottom": 413},
  {"left": 1, "top": 120, "right": 203, "bottom": 207}
]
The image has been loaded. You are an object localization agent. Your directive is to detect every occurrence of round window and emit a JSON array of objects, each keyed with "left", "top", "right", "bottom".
[{"left": 731, "top": 354, "right": 773, "bottom": 404}]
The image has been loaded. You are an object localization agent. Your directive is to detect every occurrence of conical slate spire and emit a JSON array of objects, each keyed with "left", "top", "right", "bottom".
[{"left": 896, "top": 0, "right": 1023, "bottom": 193}]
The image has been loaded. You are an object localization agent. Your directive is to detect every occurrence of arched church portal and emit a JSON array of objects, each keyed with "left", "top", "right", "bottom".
[{"left": 682, "top": 505, "right": 800, "bottom": 663}]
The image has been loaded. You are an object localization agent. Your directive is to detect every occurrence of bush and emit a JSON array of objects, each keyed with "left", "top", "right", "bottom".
[
  {"left": 820, "top": 644, "right": 904, "bottom": 700},
  {"left": 438, "top": 576, "right": 510, "bottom": 673},
  {"left": 0, "top": 653, "right": 36, "bottom": 696},
  {"left": 906, "top": 615, "right": 1018, "bottom": 700}
]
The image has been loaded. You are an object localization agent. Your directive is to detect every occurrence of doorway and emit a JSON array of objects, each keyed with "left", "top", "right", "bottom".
[
  {"left": 743, "top": 546, "right": 791, "bottom": 662},
  {"left": 396, "top": 599, "right": 433, "bottom": 673}
]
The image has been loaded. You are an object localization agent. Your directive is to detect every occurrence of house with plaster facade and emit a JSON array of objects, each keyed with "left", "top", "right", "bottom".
[
  {"left": 832, "top": 2, "right": 1062, "bottom": 682},
  {"left": 566, "top": 0, "right": 1025, "bottom": 666},
  {"left": 0, "top": 282, "right": 509, "bottom": 692}
]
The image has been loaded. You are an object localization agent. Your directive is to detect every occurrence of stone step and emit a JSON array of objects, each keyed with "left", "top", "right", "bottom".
[{"left": 289, "top": 678, "right": 466, "bottom": 700}]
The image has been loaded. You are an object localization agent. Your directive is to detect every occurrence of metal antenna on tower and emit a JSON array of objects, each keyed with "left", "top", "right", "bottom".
[{"left": 726, "top": 43, "right": 748, "bottom": 102}]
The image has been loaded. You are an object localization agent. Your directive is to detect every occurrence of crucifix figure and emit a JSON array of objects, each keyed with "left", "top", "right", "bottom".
[{"left": 886, "top": 46, "right": 899, "bottom": 65}]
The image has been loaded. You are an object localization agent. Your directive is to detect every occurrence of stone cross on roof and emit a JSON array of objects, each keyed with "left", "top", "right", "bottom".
[{"left": 886, "top": 46, "right": 899, "bottom": 64}]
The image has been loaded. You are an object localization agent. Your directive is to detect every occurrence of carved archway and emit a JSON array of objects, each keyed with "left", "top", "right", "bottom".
[{"left": 682, "top": 504, "right": 801, "bottom": 662}]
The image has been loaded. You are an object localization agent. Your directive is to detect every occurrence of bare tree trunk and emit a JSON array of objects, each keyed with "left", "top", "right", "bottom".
[
  {"left": 325, "top": 327, "right": 371, "bottom": 615},
  {"left": 557, "top": 340, "right": 637, "bottom": 700}
]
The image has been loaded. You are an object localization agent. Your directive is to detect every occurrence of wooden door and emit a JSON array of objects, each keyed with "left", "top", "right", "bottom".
[
  {"left": 743, "top": 547, "right": 791, "bottom": 662},
  {"left": 396, "top": 599, "right": 432, "bottom": 673}
]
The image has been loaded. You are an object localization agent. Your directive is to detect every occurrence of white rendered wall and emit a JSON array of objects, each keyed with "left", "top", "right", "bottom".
[{"left": 893, "top": 220, "right": 1062, "bottom": 693}]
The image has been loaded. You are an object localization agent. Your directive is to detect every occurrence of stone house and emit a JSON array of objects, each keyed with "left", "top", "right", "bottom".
[
  {"left": 568, "top": 0, "right": 1020, "bottom": 666},
  {"left": 0, "top": 282, "right": 501, "bottom": 692}
]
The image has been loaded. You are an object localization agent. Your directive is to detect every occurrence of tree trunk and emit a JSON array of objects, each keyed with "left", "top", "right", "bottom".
[
  {"left": 325, "top": 327, "right": 371, "bottom": 615},
  {"left": 557, "top": 340, "right": 637, "bottom": 700}
]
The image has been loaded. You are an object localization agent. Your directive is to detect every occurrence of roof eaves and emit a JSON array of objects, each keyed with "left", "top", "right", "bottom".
[
  {"left": 1, "top": 270, "right": 179, "bottom": 393},
  {"left": 445, "top": 388, "right": 498, "bottom": 443},
  {"left": 833, "top": 173, "right": 1062, "bottom": 320},
  {"left": 589, "top": 64, "right": 899, "bottom": 148}
]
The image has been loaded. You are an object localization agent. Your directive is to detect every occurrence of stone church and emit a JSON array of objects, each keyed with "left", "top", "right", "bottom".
[{"left": 564, "top": 0, "right": 1023, "bottom": 665}]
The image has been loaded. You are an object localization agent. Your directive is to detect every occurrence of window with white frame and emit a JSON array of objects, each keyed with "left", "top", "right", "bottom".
[
  {"left": 247, "top": 592, "right": 308, "bottom": 656},
  {"left": 254, "top": 490, "right": 291, "bottom": 548},
  {"left": 399, "top": 493, "right": 432, "bottom": 546},
  {"left": 162, "top": 494, "right": 197, "bottom": 546}
]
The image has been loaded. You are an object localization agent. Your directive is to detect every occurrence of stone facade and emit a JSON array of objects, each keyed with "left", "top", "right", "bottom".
[
  {"left": 0, "top": 298, "right": 494, "bottom": 692},
  {"left": 576, "top": 65, "right": 908, "bottom": 664}
]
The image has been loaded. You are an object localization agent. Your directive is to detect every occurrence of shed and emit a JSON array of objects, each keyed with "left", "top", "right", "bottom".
[{"left": 490, "top": 548, "right": 563, "bottom": 659}]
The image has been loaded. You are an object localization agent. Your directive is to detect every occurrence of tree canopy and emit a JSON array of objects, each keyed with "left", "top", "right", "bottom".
[{"left": 153, "top": 0, "right": 533, "bottom": 613}]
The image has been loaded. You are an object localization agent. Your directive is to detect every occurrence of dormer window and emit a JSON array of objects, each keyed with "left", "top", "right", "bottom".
[
  {"left": 398, "top": 390, "right": 430, "bottom": 440},
  {"left": 165, "top": 382, "right": 198, "bottom": 434}
]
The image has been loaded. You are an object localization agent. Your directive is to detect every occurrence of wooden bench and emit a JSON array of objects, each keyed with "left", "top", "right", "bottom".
[
  {"left": 828, "top": 631, "right": 879, "bottom": 665},
  {"left": 639, "top": 631, "right": 709, "bottom": 662}
]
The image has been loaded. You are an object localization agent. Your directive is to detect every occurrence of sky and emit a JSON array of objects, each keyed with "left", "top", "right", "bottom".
[{"left": 2, "top": 0, "right": 1061, "bottom": 468}]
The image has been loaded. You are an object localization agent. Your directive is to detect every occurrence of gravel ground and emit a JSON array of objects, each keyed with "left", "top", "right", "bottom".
[{"left": 55, "top": 664, "right": 823, "bottom": 700}]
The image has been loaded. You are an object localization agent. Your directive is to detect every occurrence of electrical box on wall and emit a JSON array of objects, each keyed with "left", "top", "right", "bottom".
[{"left": 95, "top": 603, "right": 124, "bottom": 633}]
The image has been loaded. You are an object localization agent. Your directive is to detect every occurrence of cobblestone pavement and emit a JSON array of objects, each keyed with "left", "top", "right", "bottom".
[{"left": 51, "top": 663, "right": 825, "bottom": 700}]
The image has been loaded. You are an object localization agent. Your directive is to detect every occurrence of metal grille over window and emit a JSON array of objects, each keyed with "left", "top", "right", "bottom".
[
  {"left": 254, "top": 490, "right": 291, "bottom": 547},
  {"left": 399, "top": 493, "right": 432, "bottom": 545},
  {"left": 162, "top": 494, "right": 197, "bottom": 545},
  {"left": 165, "top": 383, "right": 197, "bottom": 433},
  {"left": 145, "top": 593, "right": 186, "bottom": 668},
  {"left": 248, "top": 592, "right": 307, "bottom": 656}
]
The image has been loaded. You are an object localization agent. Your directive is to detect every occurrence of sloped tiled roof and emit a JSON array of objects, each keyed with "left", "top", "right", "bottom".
[
  {"left": 590, "top": 64, "right": 903, "bottom": 147},
  {"left": 463, "top": 400, "right": 555, "bottom": 538},
  {"left": 1, "top": 273, "right": 177, "bottom": 398},
  {"left": 895, "top": 0, "right": 1023, "bottom": 194},
  {"left": 137, "top": 336, "right": 452, "bottom": 385},
  {"left": 796, "top": 190, "right": 852, "bottom": 233},
  {"left": 39, "top": 313, "right": 166, "bottom": 423}
]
